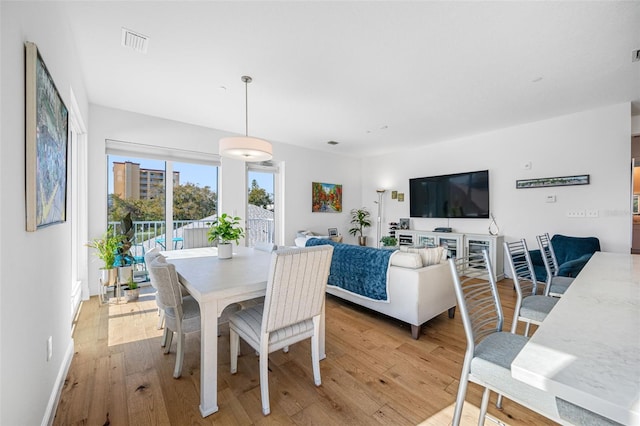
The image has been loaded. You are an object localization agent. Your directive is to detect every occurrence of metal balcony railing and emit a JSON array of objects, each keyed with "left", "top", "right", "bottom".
[{"left": 107, "top": 217, "right": 274, "bottom": 257}]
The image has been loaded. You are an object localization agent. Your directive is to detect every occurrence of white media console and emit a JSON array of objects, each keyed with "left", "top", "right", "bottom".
[{"left": 395, "top": 230, "right": 504, "bottom": 280}]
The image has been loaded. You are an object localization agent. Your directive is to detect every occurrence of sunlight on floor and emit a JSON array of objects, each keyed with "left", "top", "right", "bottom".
[
  {"left": 418, "top": 401, "right": 515, "bottom": 426},
  {"left": 106, "top": 290, "right": 163, "bottom": 347}
]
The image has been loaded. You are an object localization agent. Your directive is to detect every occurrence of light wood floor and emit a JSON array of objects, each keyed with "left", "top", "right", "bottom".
[{"left": 54, "top": 280, "right": 556, "bottom": 425}]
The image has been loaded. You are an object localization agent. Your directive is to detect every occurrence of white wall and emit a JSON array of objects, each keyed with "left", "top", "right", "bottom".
[
  {"left": 633, "top": 114, "right": 640, "bottom": 135},
  {"left": 363, "top": 103, "right": 632, "bottom": 254},
  {"left": 0, "top": 2, "right": 90, "bottom": 425},
  {"left": 88, "top": 105, "right": 361, "bottom": 295}
]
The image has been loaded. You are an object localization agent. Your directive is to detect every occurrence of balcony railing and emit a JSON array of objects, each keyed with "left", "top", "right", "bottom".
[{"left": 108, "top": 218, "right": 274, "bottom": 257}]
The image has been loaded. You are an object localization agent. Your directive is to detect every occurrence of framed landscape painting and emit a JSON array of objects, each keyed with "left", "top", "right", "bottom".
[
  {"left": 25, "top": 41, "right": 69, "bottom": 231},
  {"left": 312, "top": 182, "right": 342, "bottom": 213}
]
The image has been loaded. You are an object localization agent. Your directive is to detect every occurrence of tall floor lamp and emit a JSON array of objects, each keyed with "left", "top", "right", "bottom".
[{"left": 376, "top": 189, "right": 386, "bottom": 248}]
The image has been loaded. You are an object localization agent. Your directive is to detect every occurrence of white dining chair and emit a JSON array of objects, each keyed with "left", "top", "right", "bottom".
[
  {"left": 537, "top": 233, "right": 575, "bottom": 297},
  {"left": 448, "top": 250, "right": 562, "bottom": 426},
  {"left": 148, "top": 256, "right": 201, "bottom": 379},
  {"left": 229, "top": 245, "right": 334, "bottom": 415},
  {"left": 254, "top": 241, "right": 277, "bottom": 252},
  {"left": 144, "top": 247, "right": 169, "bottom": 337},
  {"left": 182, "top": 227, "right": 214, "bottom": 249}
]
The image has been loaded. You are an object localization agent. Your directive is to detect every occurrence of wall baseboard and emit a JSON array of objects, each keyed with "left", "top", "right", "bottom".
[{"left": 41, "top": 339, "right": 74, "bottom": 426}]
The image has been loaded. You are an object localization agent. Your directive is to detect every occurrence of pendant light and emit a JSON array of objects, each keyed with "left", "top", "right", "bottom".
[{"left": 219, "top": 75, "right": 272, "bottom": 162}]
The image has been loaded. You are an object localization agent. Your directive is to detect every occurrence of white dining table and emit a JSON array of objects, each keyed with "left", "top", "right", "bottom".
[
  {"left": 511, "top": 252, "right": 640, "bottom": 425},
  {"left": 161, "top": 246, "right": 326, "bottom": 417}
]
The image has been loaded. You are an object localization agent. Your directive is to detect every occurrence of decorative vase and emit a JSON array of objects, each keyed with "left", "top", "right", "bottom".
[
  {"left": 358, "top": 236, "right": 367, "bottom": 246},
  {"left": 100, "top": 268, "right": 117, "bottom": 286},
  {"left": 218, "top": 243, "right": 233, "bottom": 259},
  {"left": 118, "top": 265, "right": 133, "bottom": 284},
  {"left": 123, "top": 287, "right": 140, "bottom": 302}
]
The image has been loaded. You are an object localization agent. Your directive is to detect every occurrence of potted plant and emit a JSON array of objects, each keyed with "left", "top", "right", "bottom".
[
  {"left": 115, "top": 212, "right": 136, "bottom": 284},
  {"left": 208, "top": 213, "right": 245, "bottom": 259},
  {"left": 123, "top": 276, "right": 140, "bottom": 302},
  {"left": 348, "top": 207, "right": 372, "bottom": 246},
  {"left": 380, "top": 236, "right": 398, "bottom": 247},
  {"left": 86, "top": 231, "right": 120, "bottom": 286}
]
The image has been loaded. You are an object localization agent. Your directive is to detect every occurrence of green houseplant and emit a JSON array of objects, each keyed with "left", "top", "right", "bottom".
[
  {"left": 348, "top": 207, "right": 372, "bottom": 246},
  {"left": 208, "top": 213, "right": 245, "bottom": 259},
  {"left": 123, "top": 276, "right": 140, "bottom": 302},
  {"left": 87, "top": 231, "right": 120, "bottom": 285},
  {"left": 115, "top": 212, "right": 136, "bottom": 285},
  {"left": 380, "top": 236, "right": 398, "bottom": 247}
]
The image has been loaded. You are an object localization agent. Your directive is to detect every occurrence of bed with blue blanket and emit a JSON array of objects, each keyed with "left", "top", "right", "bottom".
[{"left": 305, "top": 238, "right": 396, "bottom": 301}]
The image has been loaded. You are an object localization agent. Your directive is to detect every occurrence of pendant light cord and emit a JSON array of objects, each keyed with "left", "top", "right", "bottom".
[{"left": 242, "top": 75, "right": 252, "bottom": 137}]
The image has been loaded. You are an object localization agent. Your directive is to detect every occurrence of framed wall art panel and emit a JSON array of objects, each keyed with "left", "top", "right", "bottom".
[
  {"left": 516, "top": 174, "right": 589, "bottom": 189},
  {"left": 312, "top": 182, "right": 342, "bottom": 213},
  {"left": 25, "top": 41, "right": 69, "bottom": 231}
]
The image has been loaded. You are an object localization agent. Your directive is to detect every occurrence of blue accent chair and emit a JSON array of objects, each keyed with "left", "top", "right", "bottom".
[{"left": 529, "top": 234, "right": 600, "bottom": 281}]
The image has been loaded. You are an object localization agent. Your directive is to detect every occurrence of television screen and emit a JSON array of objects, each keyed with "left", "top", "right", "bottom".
[{"left": 409, "top": 170, "right": 489, "bottom": 218}]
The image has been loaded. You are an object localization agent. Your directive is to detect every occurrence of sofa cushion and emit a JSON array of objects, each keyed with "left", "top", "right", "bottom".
[{"left": 390, "top": 252, "right": 423, "bottom": 268}]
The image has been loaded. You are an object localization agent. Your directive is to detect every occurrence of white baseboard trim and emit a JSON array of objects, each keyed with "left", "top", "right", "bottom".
[{"left": 42, "top": 339, "right": 74, "bottom": 426}]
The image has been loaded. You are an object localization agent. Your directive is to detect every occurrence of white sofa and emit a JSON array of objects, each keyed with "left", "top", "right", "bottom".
[{"left": 295, "top": 238, "right": 457, "bottom": 339}]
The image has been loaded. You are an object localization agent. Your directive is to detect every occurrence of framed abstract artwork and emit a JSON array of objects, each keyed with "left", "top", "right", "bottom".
[
  {"left": 516, "top": 174, "right": 589, "bottom": 189},
  {"left": 312, "top": 182, "right": 342, "bottom": 212},
  {"left": 25, "top": 41, "right": 69, "bottom": 231}
]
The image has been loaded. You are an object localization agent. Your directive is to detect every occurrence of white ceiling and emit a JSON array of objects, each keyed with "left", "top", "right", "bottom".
[{"left": 61, "top": 1, "right": 640, "bottom": 157}]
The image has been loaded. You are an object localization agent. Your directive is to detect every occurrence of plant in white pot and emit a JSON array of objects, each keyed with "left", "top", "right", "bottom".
[
  {"left": 348, "top": 207, "right": 372, "bottom": 246},
  {"left": 208, "top": 213, "right": 245, "bottom": 259},
  {"left": 123, "top": 276, "right": 140, "bottom": 302},
  {"left": 86, "top": 231, "right": 119, "bottom": 286}
]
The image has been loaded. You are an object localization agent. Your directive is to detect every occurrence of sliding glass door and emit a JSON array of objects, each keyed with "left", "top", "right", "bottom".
[{"left": 107, "top": 154, "right": 218, "bottom": 279}]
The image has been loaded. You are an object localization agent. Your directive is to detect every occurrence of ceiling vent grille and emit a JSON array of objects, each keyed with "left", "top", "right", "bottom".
[{"left": 121, "top": 28, "right": 149, "bottom": 54}]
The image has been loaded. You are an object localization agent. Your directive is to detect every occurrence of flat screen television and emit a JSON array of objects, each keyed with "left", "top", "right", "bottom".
[{"left": 409, "top": 170, "right": 489, "bottom": 218}]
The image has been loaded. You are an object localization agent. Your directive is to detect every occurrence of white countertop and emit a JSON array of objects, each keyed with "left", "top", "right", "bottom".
[{"left": 511, "top": 252, "right": 640, "bottom": 425}]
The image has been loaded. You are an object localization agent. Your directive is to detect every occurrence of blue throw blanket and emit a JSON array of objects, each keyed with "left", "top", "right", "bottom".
[{"left": 306, "top": 239, "right": 395, "bottom": 301}]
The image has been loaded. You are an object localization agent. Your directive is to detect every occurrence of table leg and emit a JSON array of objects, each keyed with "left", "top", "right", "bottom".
[{"left": 199, "top": 300, "right": 219, "bottom": 417}]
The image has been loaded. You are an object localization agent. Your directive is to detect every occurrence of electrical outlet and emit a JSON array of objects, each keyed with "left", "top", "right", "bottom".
[
  {"left": 546, "top": 195, "right": 556, "bottom": 203},
  {"left": 587, "top": 209, "right": 599, "bottom": 218},
  {"left": 567, "top": 210, "right": 586, "bottom": 218},
  {"left": 47, "top": 336, "right": 53, "bottom": 361}
]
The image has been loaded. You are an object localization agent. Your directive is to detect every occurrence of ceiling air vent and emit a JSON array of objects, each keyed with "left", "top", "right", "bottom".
[{"left": 121, "top": 28, "right": 149, "bottom": 54}]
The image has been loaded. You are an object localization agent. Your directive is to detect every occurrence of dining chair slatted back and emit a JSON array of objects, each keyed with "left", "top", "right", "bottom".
[
  {"left": 537, "top": 233, "right": 574, "bottom": 297},
  {"left": 450, "top": 251, "right": 503, "bottom": 346},
  {"left": 262, "top": 247, "right": 331, "bottom": 334},
  {"left": 537, "top": 233, "right": 560, "bottom": 276},
  {"left": 183, "top": 227, "right": 213, "bottom": 249},
  {"left": 229, "top": 245, "right": 334, "bottom": 416},
  {"left": 505, "top": 239, "right": 558, "bottom": 336},
  {"left": 448, "top": 249, "right": 562, "bottom": 426}
]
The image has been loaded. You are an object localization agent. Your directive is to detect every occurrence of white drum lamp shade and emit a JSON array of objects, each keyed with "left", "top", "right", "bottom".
[
  {"left": 219, "top": 75, "right": 272, "bottom": 162},
  {"left": 219, "top": 136, "right": 272, "bottom": 161}
]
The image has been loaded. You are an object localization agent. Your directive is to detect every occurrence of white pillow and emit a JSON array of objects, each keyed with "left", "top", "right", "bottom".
[
  {"left": 404, "top": 246, "right": 445, "bottom": 266},
  {"left": 390, "top": 252, "right": 423, "bottom": 268}
]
